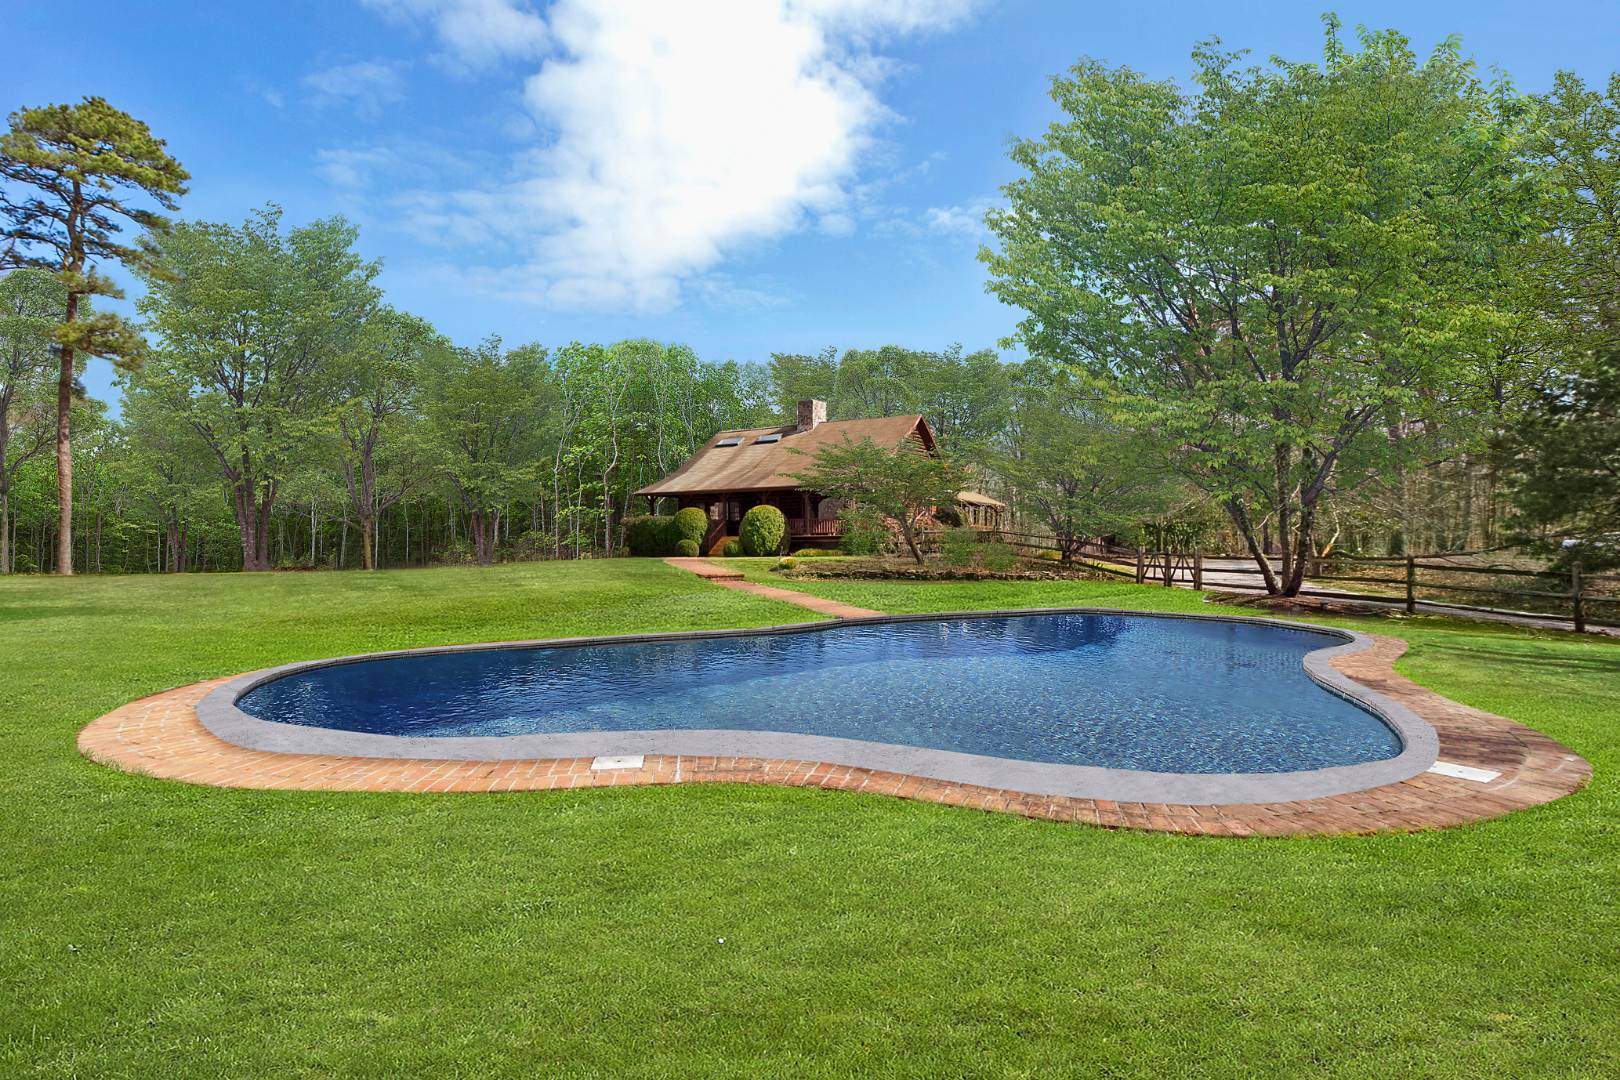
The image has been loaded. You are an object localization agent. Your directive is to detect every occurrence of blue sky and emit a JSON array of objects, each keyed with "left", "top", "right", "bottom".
[{"left": 7, "top": 0, "right": 1616, "bottom": 411}]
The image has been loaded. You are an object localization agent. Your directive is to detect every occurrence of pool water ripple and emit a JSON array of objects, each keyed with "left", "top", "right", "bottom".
[{"left": 237, "top": 614, "right": 1401, "bottom": 774}]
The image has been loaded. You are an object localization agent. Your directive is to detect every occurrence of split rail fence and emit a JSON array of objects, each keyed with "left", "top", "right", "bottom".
[{"left": 951, "top": 528, "right": 1620, "bottom": 633}]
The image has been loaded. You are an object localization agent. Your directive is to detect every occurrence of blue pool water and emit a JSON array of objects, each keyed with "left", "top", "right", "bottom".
[{"left": 238, "top": 614, "right": 1401, "bottom": 774}]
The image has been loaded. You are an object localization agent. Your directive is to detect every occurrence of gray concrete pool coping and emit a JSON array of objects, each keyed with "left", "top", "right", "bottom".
[{"left": 194, "top": 608, "right": 1441, "bottom": 805}]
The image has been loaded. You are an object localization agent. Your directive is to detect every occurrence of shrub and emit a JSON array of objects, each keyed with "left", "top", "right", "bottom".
[
  {"left": 838, "top": 503, "right": 888, "bottom": 555},
  {"left": 791, "top": 547, "right": 839, "bottom": 557},
  {"left": 776, "top": 556, "right": 798, "bottom": 570},
  {"left": 671, "top": 507, "right": 709, "bottom": 550},
  {"left": 981, "top": 540, "right": 1018, "bottom": 571},
  {"left": 935, "top": 505, "right": 964, "bottom": 528},
  {"left": 624, "top": 515, "right": 674, "bottom": 556},
  {"left": 674, "top": 538, "right": 701, "bottom": 557},
  {"left": 722, "top": 540, "right": 742, "bottom": 557},
  {"left": 941, "top": 527, "right": 979, "bottom": 568},
  {"left": 739, "top": 504, "right": 786, "bottom": 556}
]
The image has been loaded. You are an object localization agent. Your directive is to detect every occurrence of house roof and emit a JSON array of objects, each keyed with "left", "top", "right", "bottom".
[
  {"left": 956, "top": 490, "right": 1007, "bottom": 509},
  {"left": 634, "top": 415, "right": 932, "bottom": 497}
]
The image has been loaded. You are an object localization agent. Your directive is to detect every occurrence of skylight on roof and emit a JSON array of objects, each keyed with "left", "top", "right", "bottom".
[
  {"left": 715, "top": 436, "right": 743, "bottom": 447},
  {"left": 754, "top": 433, "right": 783, "bottom": 444}
]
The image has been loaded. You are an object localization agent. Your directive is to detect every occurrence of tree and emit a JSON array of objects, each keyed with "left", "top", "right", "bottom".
[
  {"left": 791, "top": 436, "right": 969, "bottom": 563},
  {"left": 1524, "top": 72, "right": 1620, "bottom": 357},
  {"left": 0, "top": 97, "right": 188, "bottom": 574},
  {"left": 422, "top": 337, "right": 549, "bottom": 565},
  {"left": 118, "top": 385, "right": 224, "bottom": 572},
  {"left": 0, "top": 269, "right": 61, "bottom": 572},
  {"left": 331, "top": 308, "right": 440, "bottom": 570},
  {"left": 133, "top": 208, "right": 379, "bottom": 570},
  {"left": 998, "top": 368, "right": 1180, "bottom": 563},
  {"left": 1509, "top": 346, "right": 1620, "bottom": 571},
  {"left": 769, "top": 344, "right": 1011, "bottom": 450},
  {"left": 983, "top": 21, "right": 1529, "bottom": 594}
]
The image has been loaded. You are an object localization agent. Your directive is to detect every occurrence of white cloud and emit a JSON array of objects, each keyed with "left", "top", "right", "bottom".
[
  {"left": 303, "top": 60, "right": 408, "bottom": 117},
  {"left": 362, "top": 0, "right": 549, "bottom": 68},
  {"left": 315, "top": 146, "right": 402, "bottom": 188},
  {"left": 370, "top": 0, "right": 980, "bottom": 311},
  {"left": 923, "top": 198, "right": 993, "bottom": 238}
]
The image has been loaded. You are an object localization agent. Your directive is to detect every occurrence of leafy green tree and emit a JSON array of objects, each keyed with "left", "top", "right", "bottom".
[
  {"left": 422, "top": 337, "right": 549, "bottom": 565},
  {"left": 769, "top": 344, "right": 1011, "bottom": 450},
  {"left": 0, "top": 270, "right": 62, "bottom": 573},
  {"left": 1524, "top": 72, "right": 1620, "bottom": 357},
  {"left": 0, "top": 97, "right": 188, "bottom": 574},
  {"left": 331, "top": 308, "right": 441, "bottom": 570},
  {"left": 983, "top": 21, "right": 1529, "bottom": 594},
  {"left": 998, "top": 368, "right": 1180, "bottom": 564},
  {"left": 118, "top": 385, "right": 228, "bottom": 572},
  {"left": 792, "top": 437, "right": 969, "bottom": 563},
  {"left": 132, "top": 207, "right": 379, "bottom": 570}
]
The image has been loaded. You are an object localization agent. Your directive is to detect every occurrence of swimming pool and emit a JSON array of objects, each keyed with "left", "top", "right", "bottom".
[{"left": 230, "top": 612, "right": 1405, "bottom": 777}]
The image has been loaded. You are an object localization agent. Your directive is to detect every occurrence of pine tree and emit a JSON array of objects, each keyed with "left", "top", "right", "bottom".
[{"left": 0, "top": 96, "right": 188, "bottom": 574}]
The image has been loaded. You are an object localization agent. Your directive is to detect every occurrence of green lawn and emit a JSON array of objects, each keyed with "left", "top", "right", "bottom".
[{"left": 2, "top": 560, "right": 1617, "bottom": 1078}]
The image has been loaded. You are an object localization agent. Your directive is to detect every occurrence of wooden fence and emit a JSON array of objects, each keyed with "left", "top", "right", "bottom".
[{"left": 928, "top": 527, "right": 1619, "bottom": 633}]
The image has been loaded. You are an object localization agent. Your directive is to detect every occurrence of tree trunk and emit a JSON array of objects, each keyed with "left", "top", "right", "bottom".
[
  {"left": 233, "top": 482, "right": 257, "bottom": 570},
  {"left": 54, "top": 294, "right": 77, "bottom": 576},
  {"left": 899, "top": 514, "right": 923, "bottom": 564},
  {"left": 1282, "top": 505, "right": 1315, "bottom": 596},
  {"left": 360, "top": 514, "right": 375, "bottom": 571},
  {"left": 0, "top": 481, "right": 8, "bottom": 574},
  {"left": 1223, "top": 498, "right": 1283, "bottom": 595}
]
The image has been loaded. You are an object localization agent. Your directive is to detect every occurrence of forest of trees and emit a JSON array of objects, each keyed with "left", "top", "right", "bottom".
[{"left": 2, "top": 25, "right": 1616, "bottom": 590}]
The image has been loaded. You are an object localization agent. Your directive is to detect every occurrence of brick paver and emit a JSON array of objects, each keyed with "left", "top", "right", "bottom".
[
  {"left": 664, "top": 557, "right": 881, "bottom": 618},
  {"left": 77, "top": 634, "right": 1590, "bottom": 836}
]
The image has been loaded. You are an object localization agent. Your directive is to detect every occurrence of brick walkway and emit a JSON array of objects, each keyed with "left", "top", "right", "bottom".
[
  {"left": 77, "top": 634, "right": 1589, "bottom": 836},
  {"left": 664, "top": 557, "right": 882, "bottom": 618}
]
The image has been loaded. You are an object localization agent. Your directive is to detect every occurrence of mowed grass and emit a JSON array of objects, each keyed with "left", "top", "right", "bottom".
[{"left": 2, "top": 560, "right": 1618, "bottom": 1078}]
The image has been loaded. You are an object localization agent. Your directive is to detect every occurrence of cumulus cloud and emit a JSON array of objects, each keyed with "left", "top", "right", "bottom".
[
  {"left": 923, "top": 198, "right": 994, "bottom": 238},
  {"left": 369, "top": 0, "right": 980, "bottom": 311},
  {"left": 303, "top": 60, "right": 408, "bottom": 117},
  {"left": 362, "top": 0, "right": 549, "bottom": 68}
]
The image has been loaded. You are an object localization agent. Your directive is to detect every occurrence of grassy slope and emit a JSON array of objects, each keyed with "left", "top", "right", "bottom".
[{"left": 1, "top": 560, "right": 1616, "bottom": 1078}]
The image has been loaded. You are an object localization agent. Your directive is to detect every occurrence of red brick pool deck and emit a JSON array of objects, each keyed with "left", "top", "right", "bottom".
[
  {"left": 78, "top": 626, "right": 1590, "bottom": 837},
  {"left": 663, "top": 556, "right": 883, "bottom": 618}
]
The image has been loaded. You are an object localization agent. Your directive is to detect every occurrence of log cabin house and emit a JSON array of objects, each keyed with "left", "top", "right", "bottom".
[{"left": 633, "top": 399, "right": 1005, "bottom": 552}]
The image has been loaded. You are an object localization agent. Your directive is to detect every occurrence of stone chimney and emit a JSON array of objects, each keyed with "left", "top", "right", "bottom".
[{"left": 795, "top": 398, "right": 827, "bottom": 433}]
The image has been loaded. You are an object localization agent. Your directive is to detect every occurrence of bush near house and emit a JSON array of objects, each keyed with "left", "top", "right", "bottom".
[
  {"left": 722, "top": 540, "right": 742, "bottom": 557},
  {"left": 671, "top": 507, "right": 710, "bottom": 550},
  {"left": 838, "top": 504, "right": 889, "bottom": 556},
  {"left": 623, "top": 515, "right": 675, "bottom": 557},
  {"left": 674, "top": 539, "right": 700, "bottom": 557},
  {"left": 739, "top": 505, "right": 787, "bottom": 556}
]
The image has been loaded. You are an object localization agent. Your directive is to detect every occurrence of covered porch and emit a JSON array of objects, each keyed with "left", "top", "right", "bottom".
[{"left": 646, "top": 489, "right": 842, "bottom": 550}]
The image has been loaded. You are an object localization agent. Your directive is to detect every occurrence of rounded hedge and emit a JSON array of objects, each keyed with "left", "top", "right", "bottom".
[
  {"left": 722, "top": 540, "right": 742, "bottom": 557},
  {"left": 739, "top": 505, "right": 786, "bottom": 556},
  {"left": 671, "top": 506, "right": 709, "bottom": 550},
  {"left": 674, "top": 538, "right": 701, "bottom": 557}
]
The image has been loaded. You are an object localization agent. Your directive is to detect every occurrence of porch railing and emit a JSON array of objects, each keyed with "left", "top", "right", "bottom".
[{"left": 787, "top": 517, "right": 840, "bottom": 537}]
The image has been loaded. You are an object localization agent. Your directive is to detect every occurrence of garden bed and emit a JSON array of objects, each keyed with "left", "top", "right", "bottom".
[{"left": 773, "top": 556, "right": 1109, "bottom": 582}]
